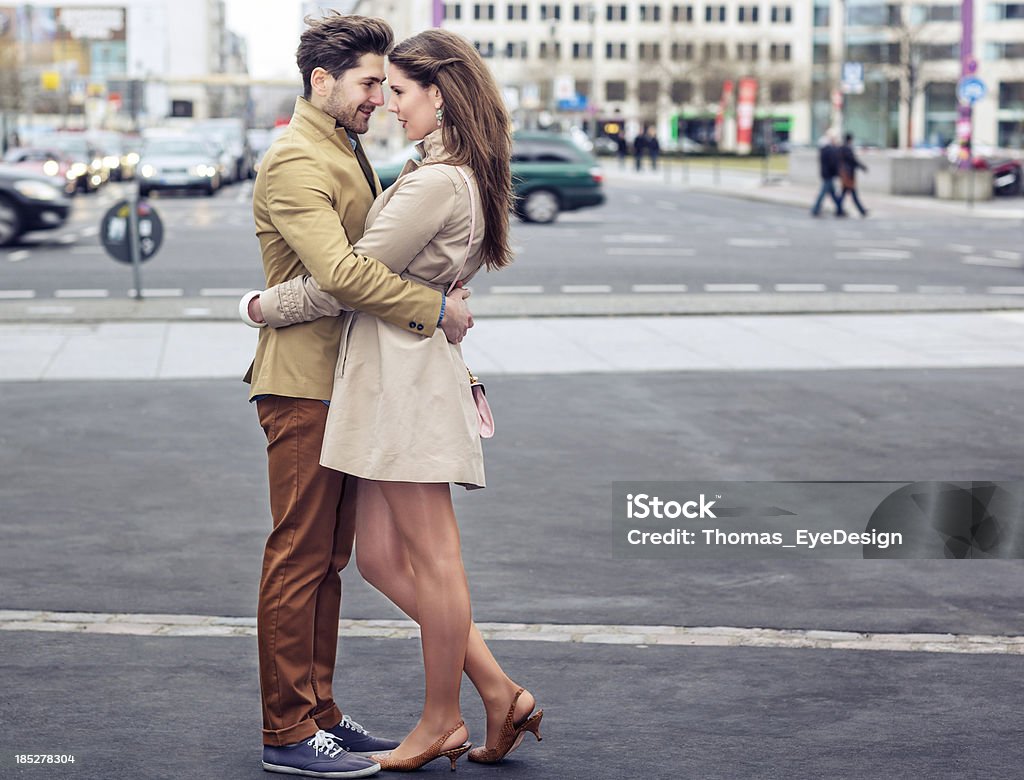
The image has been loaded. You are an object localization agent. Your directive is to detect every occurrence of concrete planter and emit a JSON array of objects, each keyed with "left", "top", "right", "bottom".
[{"left": 934, "top": 169, "right": 994, "bottom": 201}]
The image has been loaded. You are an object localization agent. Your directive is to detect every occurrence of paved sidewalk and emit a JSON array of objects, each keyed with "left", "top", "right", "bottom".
[
  {"left": 604, "top": 164, "right": 1024, "bottom": 220},
  {"left": 4, "top": 310, "right": 1024, "bottom": 381}
]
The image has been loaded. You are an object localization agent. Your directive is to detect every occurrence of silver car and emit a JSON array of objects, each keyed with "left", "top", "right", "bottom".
[{"left": 137, "top": 137, "right": 222, "bottom": 197}]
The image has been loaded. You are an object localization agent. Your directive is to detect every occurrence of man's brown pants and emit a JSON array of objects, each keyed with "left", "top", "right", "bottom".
[{"left": 256, "top": 396, "right": 355, "bottom": 746}]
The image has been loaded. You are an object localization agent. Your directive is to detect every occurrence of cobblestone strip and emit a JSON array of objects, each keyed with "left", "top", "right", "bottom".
[{"left": 1, "top": 610, "right": 1022, "bottom": 655}]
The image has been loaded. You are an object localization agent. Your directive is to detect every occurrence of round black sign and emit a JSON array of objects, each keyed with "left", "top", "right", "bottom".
[{"left": 100, "top": 200, "right": 164, "bottom": 264}]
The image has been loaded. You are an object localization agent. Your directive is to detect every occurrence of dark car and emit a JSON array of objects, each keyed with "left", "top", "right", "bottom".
[
  {"left": 374, "top": 131, "right": 605, "bottom": 224},
  {"left": 0, "top": 164, "right": 73, "bottom": 246}
]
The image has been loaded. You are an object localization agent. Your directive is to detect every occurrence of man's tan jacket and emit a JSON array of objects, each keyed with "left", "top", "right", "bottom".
[{"left": 244, "top": 96, "right": 441, "bottom": 401}]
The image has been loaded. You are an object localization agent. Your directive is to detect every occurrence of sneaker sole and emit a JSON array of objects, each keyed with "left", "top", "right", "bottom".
[{"left": 261, "top": 760, "right": 380, "bottom": 778}]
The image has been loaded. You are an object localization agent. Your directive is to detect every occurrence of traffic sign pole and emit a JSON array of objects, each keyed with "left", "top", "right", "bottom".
[{"left": 128, "top": 183, "right": 143, "bottom": 300}]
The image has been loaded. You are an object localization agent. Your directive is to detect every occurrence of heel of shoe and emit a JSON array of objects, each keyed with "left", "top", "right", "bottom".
[
  {"left": 440, "top": 743, "right": 472, "bottom": 771},
  {"left": 522, "top": 709, "right": 544, "bottom": 742}
]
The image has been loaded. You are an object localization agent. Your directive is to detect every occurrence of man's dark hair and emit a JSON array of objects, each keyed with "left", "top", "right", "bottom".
[
  {"left": 844, "top": 133, "right": 853, "bottom": 143},
  {"left": 296, "top": 13, "right": 393, "bottom": 99}
]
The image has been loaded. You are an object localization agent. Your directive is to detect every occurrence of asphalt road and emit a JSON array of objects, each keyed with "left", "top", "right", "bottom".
[
  {"left": 2, "top": 371, "right": 1023, "bottom": 778},
  {"left": 3, "top": 178, "right": 1024, "bottom": 302}
]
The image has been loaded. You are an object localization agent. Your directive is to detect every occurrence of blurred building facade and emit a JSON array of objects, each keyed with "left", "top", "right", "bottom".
[
  {"left": 346, "top": 0, "right": 1023, "bottom": 152},
  {"left": 0, "top": 0, "right": 249, "bottom": 131}
]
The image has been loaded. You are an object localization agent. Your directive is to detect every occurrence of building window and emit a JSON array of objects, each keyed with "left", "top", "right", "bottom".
[
  {"left": 671, "top": 80, "right": 694, "bottom": 103},
  {"left": 770, "top": 43, "right": 792, "bottom": 62},
  {"left": 639, "top": 4, "right": 662, "bottom": 21},
  {"left": 921, "top": 43, "right": 959, "bottom": 60},
  {"left": 738, "top": 5, "right": 760, "bottom": 23},
  {"left": 919, "top": 4, "right": 959, "bottom": 21},
  {"left": 999, "top": 81, "right": 1024, "bottom": 109},
  {"left": 705, "top": 80, "right": 725, "bottom": 102},
  {"left": 605, "top": 42, "right": 628, "bottom": 59},
  {"left": 638, "top": 80, "right": 659, "bottom": 102},
  {"left": 540, "top": 3, "right": 562, "bottom": 20},
  {"left": 769, "top": 81, "right": 793, "bottom": 102},
  {"left": 702, "top": 42, "right": 728, "bottom": 62},
  {"left": 443, "top": 2, "right": 462, "bottom": 20},
  {"left": 813, "top": 4, "right": 830, "bottom": 26},
  {"left": 705, "top": 4, "right": 726, "bottom": 22},
  {"left": 737, "top": 42, "right": 760, "bottom": 61},
  {"left": 473, "top": 3, "right": 495, "bottom": 20},
  {"left": 672, "top": 4, "right": 694, "bottom": 21},
  {"left": 474, "top": 40, "right": 495, "bottom": 57},
  {"left": 572, "top": 41, "right": 593, "bottom": 59},
  {"left": 993, "top": 3, "right": 1024, "bottom": 20},
  {"left": 771, "top": 5, "right": 792, "bottom": 23},
  {"left": 504, "top": 41, "right": 528, "bottom": 58},
  {"left": 507, "top": 3, "right": 528, "bottom": 20},
  {"left": 606, "top": 80, "right": 627, "bottom": 101},
  {"left": 606, "top": 4, "right": 627, "bottom": 21},
  {"left": 539, "top": 40, "right": 562, "bottom": 59},
  {"left": 638, "top": 42, "right": 662, "bottom": 61},
  {"left": 671, "top": 41, "right": 695, "bottom": 60}
]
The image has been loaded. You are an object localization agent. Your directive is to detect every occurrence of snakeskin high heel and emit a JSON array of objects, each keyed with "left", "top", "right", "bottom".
[
  {"left": 467, "top": 688, "right": 543, "bottom": 764},
  {"left": 371, "top": 720, "right": 471, "bottom": 772}
]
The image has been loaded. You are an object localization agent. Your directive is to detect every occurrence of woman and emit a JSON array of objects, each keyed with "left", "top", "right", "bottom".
[
  {"left": 247, "top": 29, "right": 542, "bottom": 772},
  {"left": 838, "top": 132, "right": 869, "bottom": 217}
]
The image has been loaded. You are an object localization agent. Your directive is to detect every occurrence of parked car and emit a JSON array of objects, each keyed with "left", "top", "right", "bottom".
[
  {"left": 88, "top": 131, "right": 140, "bottom": 181},
  {"left": 2, "top": 147, "right": 77, "bottom": 194},
  {"left": 0, "top": 164, "right": 73, "bottom": 246},
  {"left": 373, "top": 131, "right": 605, "bottom": 224},
  {"left": 137, "top": 136, "right": 222, "bottom": 197},
  {"left": 196, "top": 118, "right": 253, "bottom": 182}
]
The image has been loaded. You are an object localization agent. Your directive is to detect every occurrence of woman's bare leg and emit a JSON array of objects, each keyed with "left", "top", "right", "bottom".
[{"left": 354, "top": 480, "right": 534, "bottom": 750}]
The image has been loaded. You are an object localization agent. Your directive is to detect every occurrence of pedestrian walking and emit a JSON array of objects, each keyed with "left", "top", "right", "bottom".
[
  {"left": 646, "top": 125, "right": 661, "bottom": 171},
  {"left": 615, "top": 130, "right": 627, "bottom": 168},
  {"left": 633, "top": 128, "right": 648, "bottom": 171},
  {"left": 245, "top": 27, "right": 543, "bottom": 775},
  {"left": 240, "top": 14, "right": 472, "bottom": 779},
  {"left": 838, "top": 132, "right": 869, "bottom": 217},
  {"left": 810, "top": 130, "right": 845, "bottom": 217}
]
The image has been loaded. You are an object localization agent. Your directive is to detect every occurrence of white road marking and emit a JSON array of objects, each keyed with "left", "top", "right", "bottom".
[
  {"left": 602, "top": 233, "right": 672, "bottom": 243},
  {"left": 963, "top": 255, "right": 1023, "bottom": 269},
  {"left": 835, "top": 250, "right": 912, "bottom": 260},
  {"left": 184, "top": 307, "right": 213, "bottom": 316},
  {"left": 605, "top": 247, "right": 695, "bottom": 256},
  {"left": 704, "top": 283, "right": 761, "bottom": 293},
  {"left": 2, "top": 610, "right": 1021, "bottom": 656},
  {"left": 489, "top": 285, "right": 544, "bottom": 294},
  {"left": 950, "top": 244, "right": 974, "bottom": 254},
  {"left": 199, "top": 288, "right": 248, "bottom": 297},
  {"left": 6, "top": 250, "right": 30, "bottom": 263},
  {"left": 561, "top": 284, "right": 613, "bottom": 294},
  {"left": 632, "top": 284, "right": 689, "bottom": 293},
  {"left": 987, "top": 286, "right": 1024, "bottom": 295},
  {"left": 27, "top": 305, "right": 74, "bottom": 314},
  {"left": 775, "top": 284, "right": 827, "bottom": 292},
  {"left": 59, "top": 234, "right": 78, "bottom": 245},
  {"left": 127, "top": 288, "right": 185, "bottom": 298},
  {"left": 0, "top": 289, "right": 36, "bottom": 299},
  {"left": 81, "top": 226, "right": 100, "bottom": 237},
  {"left": 54, "top": 289, "right": 109, "bottom": 298},
  {"left": 728, "top": 238, "right": 791, "bottom": 248},
  {"left": 842, "top": 284, "right": 900, "bottom": 293},
  {"left": 992, "top": 250, "right": 1022, "bottom": 261}
]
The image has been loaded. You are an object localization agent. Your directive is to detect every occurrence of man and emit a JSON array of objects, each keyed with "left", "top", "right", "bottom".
[
  {"left": 810, "top": 130, "right": 845, "bottom": 218},
  {"left": 242, "top": 14, "right": 472, "bottom": 779}
]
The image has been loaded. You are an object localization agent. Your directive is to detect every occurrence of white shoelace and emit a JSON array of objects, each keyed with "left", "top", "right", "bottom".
[
  {"left": 306, "top": 730, "right": 345, "bottom": 758},
  {"left": 339, "top": 715, "right": 369, "bottom": 736}
]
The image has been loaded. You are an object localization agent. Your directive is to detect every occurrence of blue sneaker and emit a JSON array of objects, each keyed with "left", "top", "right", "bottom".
[
  {"left": 326, "top": 715, "right": 401, "bottom": 757},
  {"left": 262, "top": 730, "right": 380, "bottom": 777}
]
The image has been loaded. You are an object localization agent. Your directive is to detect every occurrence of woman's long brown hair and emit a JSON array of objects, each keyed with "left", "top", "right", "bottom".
[{"left": 389, "top": 29, "right": 514, "bottom": 271}]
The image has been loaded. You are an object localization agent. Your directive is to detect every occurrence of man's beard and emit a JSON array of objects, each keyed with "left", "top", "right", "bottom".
[{"left": 324, "top": 86, "right": 372, "bottom": 134}]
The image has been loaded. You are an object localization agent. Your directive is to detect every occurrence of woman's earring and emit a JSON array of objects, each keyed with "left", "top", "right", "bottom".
[{"left": 435, "top": 107, "right": 444, "bottom": 127}]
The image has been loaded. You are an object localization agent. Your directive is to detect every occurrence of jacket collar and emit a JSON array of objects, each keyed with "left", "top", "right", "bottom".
[
  {"left": 415, "top": 129, "right": 453, "bottom": 164},
  {"left": 290, "top": 96, "right": 356, "bottom": 152}
]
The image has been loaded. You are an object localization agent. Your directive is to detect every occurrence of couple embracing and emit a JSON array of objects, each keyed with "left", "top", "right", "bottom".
[{"left": 241, "top": 14, "right": 542, "bottom": 778}]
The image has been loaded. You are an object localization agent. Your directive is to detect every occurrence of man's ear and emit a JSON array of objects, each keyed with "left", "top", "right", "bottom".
[{"left": 311, "top": 67, "right": 332, "bottom": 97}]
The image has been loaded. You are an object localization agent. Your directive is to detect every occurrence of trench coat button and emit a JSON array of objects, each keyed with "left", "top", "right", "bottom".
[
  {"left": 408, "top": 321, "right": 416, "bottom": 329},
  {"left": 417, "top": 324, "right": 424, "bottom": 331}
]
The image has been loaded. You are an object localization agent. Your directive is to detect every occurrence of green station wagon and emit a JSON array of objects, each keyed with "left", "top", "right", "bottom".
[{"left": 373, "top": 131, "right": 605, "bottom": 224}]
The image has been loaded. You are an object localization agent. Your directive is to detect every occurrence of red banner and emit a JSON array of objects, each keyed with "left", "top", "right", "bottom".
[{"left": 736, "top": 77, "right": 758, "bottom": 153}]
